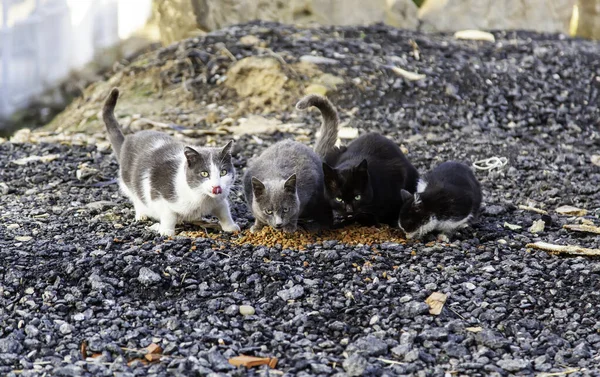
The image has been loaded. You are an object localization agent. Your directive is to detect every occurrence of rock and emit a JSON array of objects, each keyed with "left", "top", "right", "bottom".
[
  {"left": 464, "top": 282, "right": 476, "bottom": 290},
  {"left": 346, "top": 335, "right": 388, "bottom": 356},
  {"left": 418, "top": 0, "right": 576, "bottom": 34},
  {"left": 529, "top": 219, "right": 545, "bottom": 233},
  {"left": 497, "top": 358, "right": 530, "bottom": 372},
  {"left": 504, "top": 222, "right": 522, "bottom": 230},
  {"left": 277, "top": 285, "right": 305, "bottom": 301},
  {"left": 343, "top": 354, "right": 368, "bottom": 376},
  {"left": 591, "top": 155, "right": 600, "bottom": 167},
  {"left": 55, "top": 365, "right": 84, "bottom": 376},
  {"left": 0, "top": 182, "right": 8, "bottom": 194},
  {"left": 60, "top": 323, "right": 74, "bottom": 335},
  {"left": 483, "top": 205, "right": 505, "bottom": 216},
  {"left": 0, "top": 338, "right": 23, "bottom": 354},
  {"left": 572, "top": 342, "right": 592, "bottom": 360},
  {"left": 15, "top": 236, "right": 33, "bottom": 242},
  {"left": 239, "top": 305, "right": 255, "bottom": 316},
  {"left": 300, "top": 55, "right": 340, "bottom": 65},
  {"left": 399, "top": 301, "right": 430, "bottom": 318},
  {"left": 138, "top": 267, "right": 162, "bottom": 286}
]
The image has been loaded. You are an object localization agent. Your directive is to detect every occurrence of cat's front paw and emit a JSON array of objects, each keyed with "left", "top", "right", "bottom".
[
  {"left": 135, "top": 213, "right": 149, "bottom": 221},
  {"left": 148, "top": 223, "right": 175, "bottom": 237},
  {"left": 220, "top": 222, "right": 241, "bottom": 233},
  {"left": 250, "top": 223, "right": 264, "bottom": 233}
]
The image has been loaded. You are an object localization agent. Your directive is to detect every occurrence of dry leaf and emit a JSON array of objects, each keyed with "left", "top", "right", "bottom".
[
  {"left": 127, "top": 358, "right": 148, "bottom": 366},
  {"left": 91, "top": 353, "right": 102, "bottom": 358},
  {"left": 526, "top": 242, "right": 600, "bottom": 257},
  {"left": 563, "top": 224, "right": 600, "bottom": 235},
  {"left": 529, "top": 219, "right": 545, "bottom": 233},
  {"left": 145, "top": 353, "right": 162, "bottom": 362},
  {"left": 228, "top": 355, "right": 278, "bottom": 368},
  {"left": 466, "top": 326, "right": 483, "bottom": 333},
  {"left": 454, "top": 30, "right": 495, "bottom": 42},
  {"left": 12, "top": 154, "right": 61, "bottom": 165},
  {"left": 556, "top": 205, "right": 587, "bottom": 216},
  {"left": 145, "top": 343, "right": 163, "bottom": 355},
  {"left": 591, "top": 155, "right": 600, "bottom": 167},
  {"left": 518, "top": 205, "right": 548, "bottom": 215},
  {"left": 80, "top": 341, "right": 87, "bottom": 359},
  {"left": 425, "top": 292, "right": 447, "bottom": 315},
  {"left": 503, "top": 222, "right": 522, "bottom": 231},
  {"left": 390, "top": 66, "right": 425, "bottom": 81}
]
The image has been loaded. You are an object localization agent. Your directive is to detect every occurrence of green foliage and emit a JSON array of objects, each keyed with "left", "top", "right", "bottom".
[{"left": 413, "top": 0, "right": 426, "bottom": 7}]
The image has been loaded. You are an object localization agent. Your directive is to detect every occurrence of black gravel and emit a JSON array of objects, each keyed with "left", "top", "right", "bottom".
[{"left": 2, "top": 21, "right": 600, "bottom": 376}]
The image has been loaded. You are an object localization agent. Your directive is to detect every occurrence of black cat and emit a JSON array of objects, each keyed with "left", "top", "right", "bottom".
[{"left": 322, "top": 132, "right": 419, "bottom": 226}]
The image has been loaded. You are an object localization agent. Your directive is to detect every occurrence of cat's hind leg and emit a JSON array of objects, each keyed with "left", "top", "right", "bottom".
[{"left": 214, "top": 200, "right": 240, "bottom": 233}]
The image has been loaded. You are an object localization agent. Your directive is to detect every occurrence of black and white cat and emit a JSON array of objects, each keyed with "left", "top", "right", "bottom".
[
  {"left": 398, "top": 161, "right": 482, "bottom": 239},
  {"left": 102, "top": 88, "right": 240, "bottom": 236},
  {"left": 322, "top": 132, "right": 419, "bottom": 227},
  {"left": 242, "top": 94, "right": 338, "bottom": 232}
]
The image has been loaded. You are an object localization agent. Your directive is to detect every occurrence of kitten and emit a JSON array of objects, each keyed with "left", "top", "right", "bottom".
[
  {"left": 398, "top": 161, "right": 482, "bottom": 239},
  {"left": 322, "top": 132, "right": 419, "bottom": 226},
  {"left": 242, "top": 94, "right": 338, "bottom": 232},
  {"left": 102, "top": 88, "right": 240, "bottom": 236}
]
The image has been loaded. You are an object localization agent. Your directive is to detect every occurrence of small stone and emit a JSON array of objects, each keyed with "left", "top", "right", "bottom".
[
  {"left": 239, "top": 305, "right": 255, "bottom": 316},
  {"left": 343, "top": 354, "right": 367, "bottom": 376},
  {"left": 399, "top": 295, "right": 412, "bottom": 303},
  {"left": 464, "top": 282, "right": 476, "bottom": 290},
  {"left": 529, "top": 219, "right": 545, "bottom": 233},
  {"left": 300, "top": 55, "right": 339, "bottom": 65},
  {"left": 73, "top": 313, "right": 85, "bottom": 321},
  {"left": 0, "top": 183, "right": 8, "bottom": 194},
  {"left": 15, "top": 236, "right": 33, "bottom": 242},
  {"left": 346, "top": 335, "right": 388, "bottom": 356},
  {"left": 481, "top": 265, "right": 496, "bottom": 272},
  {"left": 592, "top": 155, "right": 600, "bottom": 167},
  {"left": 24, "top": 287, "right": 34, "bottom": 295},
  {"left": 137, "top": 267, "right": 161, "bottom": 286},
  {"left": 225, "top": 305, "right": 239, "bottom": 316},
  {"left": 0, "top": 338, "right": 23, "bottom": 353},
  {"left": 497, "top": 358, "right": 530, "bottom": 372},
  {"left": 25, "top": 325, "right": 39, "bottom": 337},
  {"left": 572, "top": 342, "right": 592, "bottom": 360},
  {"left": 404, "top": 349, "right": 419, "bottom": 362},
  {"left": 239, "top": 35, "right": 261, "bottom": 46},
  {"left": 60, "top": 323, "right": 73, "bottom": 335},
  {"left": 369, "top": 315, "right": 379, "bottom": 325},
  {"left": 6, "top": 224, "right": 19, "bottom": 230},
  {"left": 277, "top": 285, "right": 304, "bottom": 301},
  {"left": 483, "top": 205, "right": 505, "bottom": 215},
  {"left": 400, "top": 301, "right": 431, "bottom": 317}
]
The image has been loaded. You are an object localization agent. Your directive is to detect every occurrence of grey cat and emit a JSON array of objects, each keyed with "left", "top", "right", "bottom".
[
  {"left": 242, "top": 94, "right": 339, "bottom": 232},
  {"left": 102, "top": 88, "right": 240, "bottom": 236}
]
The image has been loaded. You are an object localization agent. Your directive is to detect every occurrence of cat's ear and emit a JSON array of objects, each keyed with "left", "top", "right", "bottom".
[
  {"left": 251, "top": 177, "right": 266, "bottom": 198},
  {"left": 220, "top": 140, "right": 234, "bottom": 156},
  {"left": 322, "top": 163, "right": 337, "bottom": 188},
  {"left": 184, "top": 147, "right": 202, "bottom": 167},
  {"left": 400, "top": 189, "right": 413, "bottom": 203},
  {"left": 284, "top": 174, "right": 297, "bottom": 193},
  {"left": 357, "top": 159, "right": 368, "bottom": 174}
]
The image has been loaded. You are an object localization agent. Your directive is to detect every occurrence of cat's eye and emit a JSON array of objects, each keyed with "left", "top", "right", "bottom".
[
  {"left": 354, "top": 194, "right": 361, "bottom": 201},
  {"left": 200, "top": 171, "right": 209, "bottom": 178},
  {"left": 283, "top": 208, "right": 289, "bottom": 213},
  {"left": 265, "top": 210, "right": 273, "bottom": 215},
  {"left": 335, "top": 197, "right": 343, "bottom": 203},
  {"left": 220, "top": 169, "right": 227, "bottom": 176}
]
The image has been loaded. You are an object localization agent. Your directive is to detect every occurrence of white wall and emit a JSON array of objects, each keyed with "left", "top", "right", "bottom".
[{"left": 0, "top": 0, "right": 152, "bottom": 118}]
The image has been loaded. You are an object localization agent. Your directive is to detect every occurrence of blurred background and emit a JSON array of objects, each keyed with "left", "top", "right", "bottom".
[{"left": 0, "top": 0, "right": 598, "bottom": 133}]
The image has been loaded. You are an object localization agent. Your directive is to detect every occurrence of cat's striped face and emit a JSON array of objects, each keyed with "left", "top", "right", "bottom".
[{"left": 184, "top": 141, "right": 235, "bottom": 198}]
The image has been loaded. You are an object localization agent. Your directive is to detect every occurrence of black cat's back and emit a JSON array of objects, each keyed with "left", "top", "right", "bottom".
[{"left": 425, "top": 161, "right": 482, "bottom": 217}]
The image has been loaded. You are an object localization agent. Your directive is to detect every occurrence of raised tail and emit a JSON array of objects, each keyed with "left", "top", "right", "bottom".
[
  {"left": 102, "top": 88, "right": 125, "bottom": 159},
  {"left": 296, "top": 94, "right": 339, "bottom": 159}
]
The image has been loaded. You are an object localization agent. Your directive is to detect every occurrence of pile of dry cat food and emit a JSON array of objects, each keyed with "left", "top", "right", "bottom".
[{"left": 185, "top": 224, "right": 407, "bottom": 250}]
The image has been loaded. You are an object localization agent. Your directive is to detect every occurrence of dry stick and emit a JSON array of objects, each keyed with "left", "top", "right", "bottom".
[
  {"left": 536, "top": 368, "right": 584, "bottom": 377},
  {"left": 526, "top": 242, "right": 600, "bottom": 257},
  {"left": 518, "top": 205, "right": 548, "bottom": 215},
  {"left": 563, "top": 224, "right": 600, "bottom": 235}
]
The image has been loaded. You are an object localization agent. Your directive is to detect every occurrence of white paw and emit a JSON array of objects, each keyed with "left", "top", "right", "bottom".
[
  {"left": 250, "top": 224, "right": 264, "bottom": 233},
  {"left": 220, "top": 222, "right": 241, "bottom": 233},
  {"left": 148, "top": 223, "right": 175, "bottom": 236},
  {"left": 135, "top": 213, "right": 149, "bottom": 221},
  {"left": 437, "top": 234, "right": 450, "bottom": 243}
]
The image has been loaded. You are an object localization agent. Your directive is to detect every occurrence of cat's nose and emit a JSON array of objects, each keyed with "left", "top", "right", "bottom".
[
  {"left": 345, "top": 204, "right": 353, "bottom": 214},
  {"left": 212, "top": 186, "right": 222, "bottom": 195}
]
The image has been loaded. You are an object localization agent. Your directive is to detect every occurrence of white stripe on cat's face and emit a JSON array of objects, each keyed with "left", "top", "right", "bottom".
[
  {"left": 201, "top": 159, "right": 234, "bottom": 198},
  {"left": 416, "top": 179, "right": 428, "bottom": 193}
]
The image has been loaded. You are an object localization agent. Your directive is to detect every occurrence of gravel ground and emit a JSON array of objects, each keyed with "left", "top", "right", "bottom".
[{"left": 1, "top": 22, "right": 600, "bottom": 376}]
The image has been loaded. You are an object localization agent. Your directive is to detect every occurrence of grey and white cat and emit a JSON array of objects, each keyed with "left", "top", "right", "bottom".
[
  {"left": 102, "top": 88, "right": 240, "bottom": 236},
  {"left": 242, "top": 94, "right": 339, "bottom": 232}
]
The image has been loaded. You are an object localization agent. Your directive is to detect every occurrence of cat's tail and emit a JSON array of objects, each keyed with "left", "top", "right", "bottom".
[
  {"left": 102, "top": 88, "right": 125, "bottom": 159},
  {"left": 296, "top": 94, "right": 339, "bottom": 159}
]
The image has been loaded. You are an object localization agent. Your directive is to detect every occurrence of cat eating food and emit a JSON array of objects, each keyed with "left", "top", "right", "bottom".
[
  {"left": 102, "top": 88, "right": 240, "bottom": 236},
  {"left": 243, "top": 94, "right": 339, "bottom": 232},
  {"left": 322, "top": 132, "right": 419, "bottom": 227},
  {"left": 398, "top": 161, "right": 482, "bottom": 239}
]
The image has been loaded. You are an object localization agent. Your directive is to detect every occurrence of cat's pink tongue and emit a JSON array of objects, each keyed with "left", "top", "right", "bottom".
[{"left": 212, "top": 186, "right": 222, "bottom": 195}]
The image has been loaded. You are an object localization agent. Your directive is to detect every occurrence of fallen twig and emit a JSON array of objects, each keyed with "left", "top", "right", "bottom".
[
  {"left": 518, "top": 205, "right": 548, "bottom": 215},
  {"left": 377, "top": 358, "right": 406, "bottom": 366},
  {"left": 389, "top": 66, "right": 425, "bottom": 81},
  {"left": 537, "top": 367, "right": 584, "bottom": 377},
  {"left": 526, "top": 242, "right": 600, "bottom": 257},
  {"left": 563, "top": 224, "right": 600, "bottom": 235}
]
